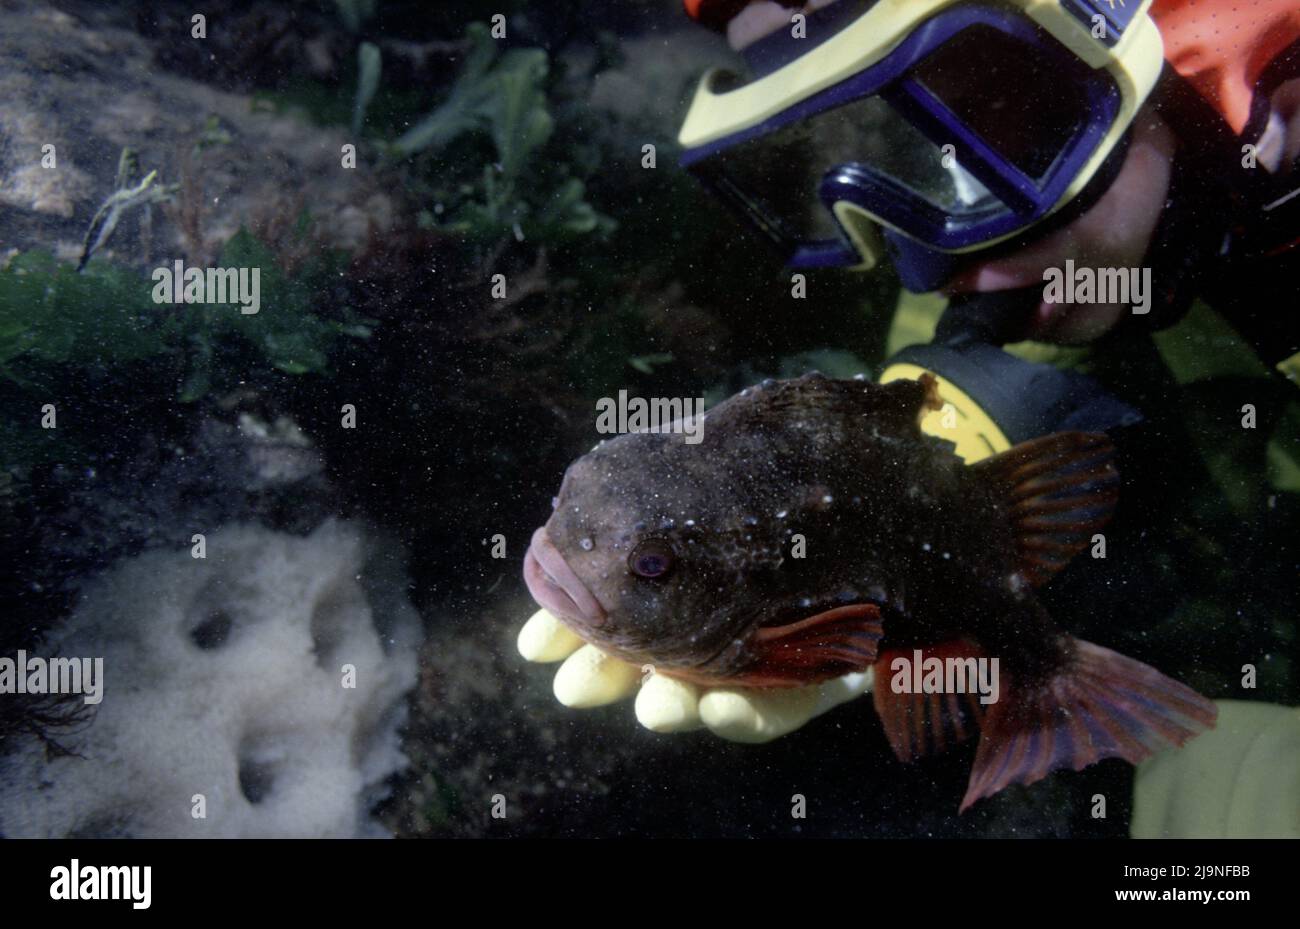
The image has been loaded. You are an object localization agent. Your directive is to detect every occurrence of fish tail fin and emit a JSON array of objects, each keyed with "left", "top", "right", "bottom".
[{"left": 959, "top": 638, "right": 1217, "bottom": 813}]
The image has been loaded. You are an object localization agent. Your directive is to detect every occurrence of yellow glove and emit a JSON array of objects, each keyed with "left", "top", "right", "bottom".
[{"left": 516, "top": 607, "right": 874, "bottom": 743}]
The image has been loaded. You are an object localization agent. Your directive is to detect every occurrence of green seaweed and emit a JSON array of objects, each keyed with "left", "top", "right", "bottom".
[
  {"left": 392, "top": 23, "right": 612, "bottom": 244},
  {"left": 627, "top": 353, "right": 674, "bottom": 375},
  {"left": 174, "top": 228, "right": 373, "bottom": 400},
  {"left": 0, "top": 252, "right": 163, "bottom": 383},
  {"left": 333, "top": 0, "right": 377, "bottom": 34},
  {"left": 351, "top": 42, "right": 382, "bottom": 138},
  {"left": 0, "top": 231, "right": 373, "bottom": 468},
  {"left": 388, "top": 24, "right": 501, "bottom": 158},
  {"left": 78, "top": 149, "right": 177, "bottom": 271}
]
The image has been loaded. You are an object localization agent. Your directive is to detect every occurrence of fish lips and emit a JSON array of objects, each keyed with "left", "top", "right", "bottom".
[{"left": 523, "top": 526, "right": 608, "bottom": 630}]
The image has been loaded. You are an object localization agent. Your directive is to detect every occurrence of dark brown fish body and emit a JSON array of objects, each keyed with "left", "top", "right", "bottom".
[
  {"left": 524, "top": 374, "right": 1216, "bottom": 810},
  {"left": 538, "top": 375, "right": 1048, "bottom": 677}
]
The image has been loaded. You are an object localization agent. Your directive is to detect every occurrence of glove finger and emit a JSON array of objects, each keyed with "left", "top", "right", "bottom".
[
  {"left": 635, "top": 673, "right": 703, "bottom": 733},
  {"left": 553, "top": 644, "right": 641, "bottom": 708},
  {"left": 517, "top": 608, "right": 585, "bottom": 662},
  {"left": 813, "top": 669, "right": 874, "bottom": 717},
  {"left": 699, "top": 669, "right": 875, "bottom": 743},
  {"left": 699, "top": 685, "right": 821, "bottom": 743}
]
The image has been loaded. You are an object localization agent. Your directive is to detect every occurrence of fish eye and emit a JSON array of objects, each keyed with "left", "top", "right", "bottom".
[{"left": 628, "top": 539, "right": 675, "bottom": 580}]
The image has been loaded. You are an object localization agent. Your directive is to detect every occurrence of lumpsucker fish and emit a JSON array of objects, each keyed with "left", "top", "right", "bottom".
[{"left": 523, "top": 374, "right": 1217, "bottom": 811}]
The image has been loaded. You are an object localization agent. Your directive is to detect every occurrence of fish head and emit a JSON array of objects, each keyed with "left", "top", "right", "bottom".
[{"left": 525, "top": 428, "right": 777, "bottom": 677}]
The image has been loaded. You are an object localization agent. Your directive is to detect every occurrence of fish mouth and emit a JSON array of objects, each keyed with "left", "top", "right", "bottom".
[{"left": 523, "top": 526, "right": 608, "bottom": 629}]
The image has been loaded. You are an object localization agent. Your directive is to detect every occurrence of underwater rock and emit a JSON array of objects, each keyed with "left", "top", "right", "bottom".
[
  {"left": 0, "top": 1, "right": 390, "bottom": 267},
  {"left": 34, "top": 412, "right": 334, "bottom": 592},
  {"left": 0, "top": 520, "right": 421, "bottom": 838},
  {"left": 1131, "top": 700, "right": 1300, "bottom": 839}
]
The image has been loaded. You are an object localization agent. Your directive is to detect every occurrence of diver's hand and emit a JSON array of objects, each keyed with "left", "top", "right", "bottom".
[{"left": 516, "top": 608, "right": 873, "bottom": 743}]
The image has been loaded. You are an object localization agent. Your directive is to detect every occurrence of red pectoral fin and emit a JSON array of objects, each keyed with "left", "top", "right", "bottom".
[{"left": 731, "top": 604, "right": 884, "bottom": 688}]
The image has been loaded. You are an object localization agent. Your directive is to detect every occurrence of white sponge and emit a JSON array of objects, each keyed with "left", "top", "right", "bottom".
[{"left": 0, "top": 520, "right": 420, "bottom": 838}]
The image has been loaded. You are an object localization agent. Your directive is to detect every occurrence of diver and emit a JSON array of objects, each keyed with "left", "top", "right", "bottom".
[{"left": 518, "top": 0, "right": 1300, "bottom": 741}]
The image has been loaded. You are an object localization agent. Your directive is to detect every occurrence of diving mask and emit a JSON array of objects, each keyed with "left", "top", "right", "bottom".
[{"left": 678, "top": 0, "right": 1165, "bottom": 290}]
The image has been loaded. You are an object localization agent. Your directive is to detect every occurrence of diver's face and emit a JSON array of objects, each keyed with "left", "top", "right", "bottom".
[
  {"left": 723, "top": 5, "right": 1178, "bottom": 345},
  {"left": 947, "top": 109, "right": 1177, "bottom": 345}
]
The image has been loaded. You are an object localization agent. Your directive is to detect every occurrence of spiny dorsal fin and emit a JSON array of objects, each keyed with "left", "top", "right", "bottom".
[{"left": 971, "top": 431, "right": 1118, "bottom": 587}]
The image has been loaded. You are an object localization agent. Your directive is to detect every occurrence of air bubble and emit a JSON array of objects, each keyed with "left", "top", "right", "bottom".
[
  {"left": 579, "top": 538, "right": 594, "bottom": 551},
  {"left": 776, "top": 510, "right": 788, "bottom": 519}
]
